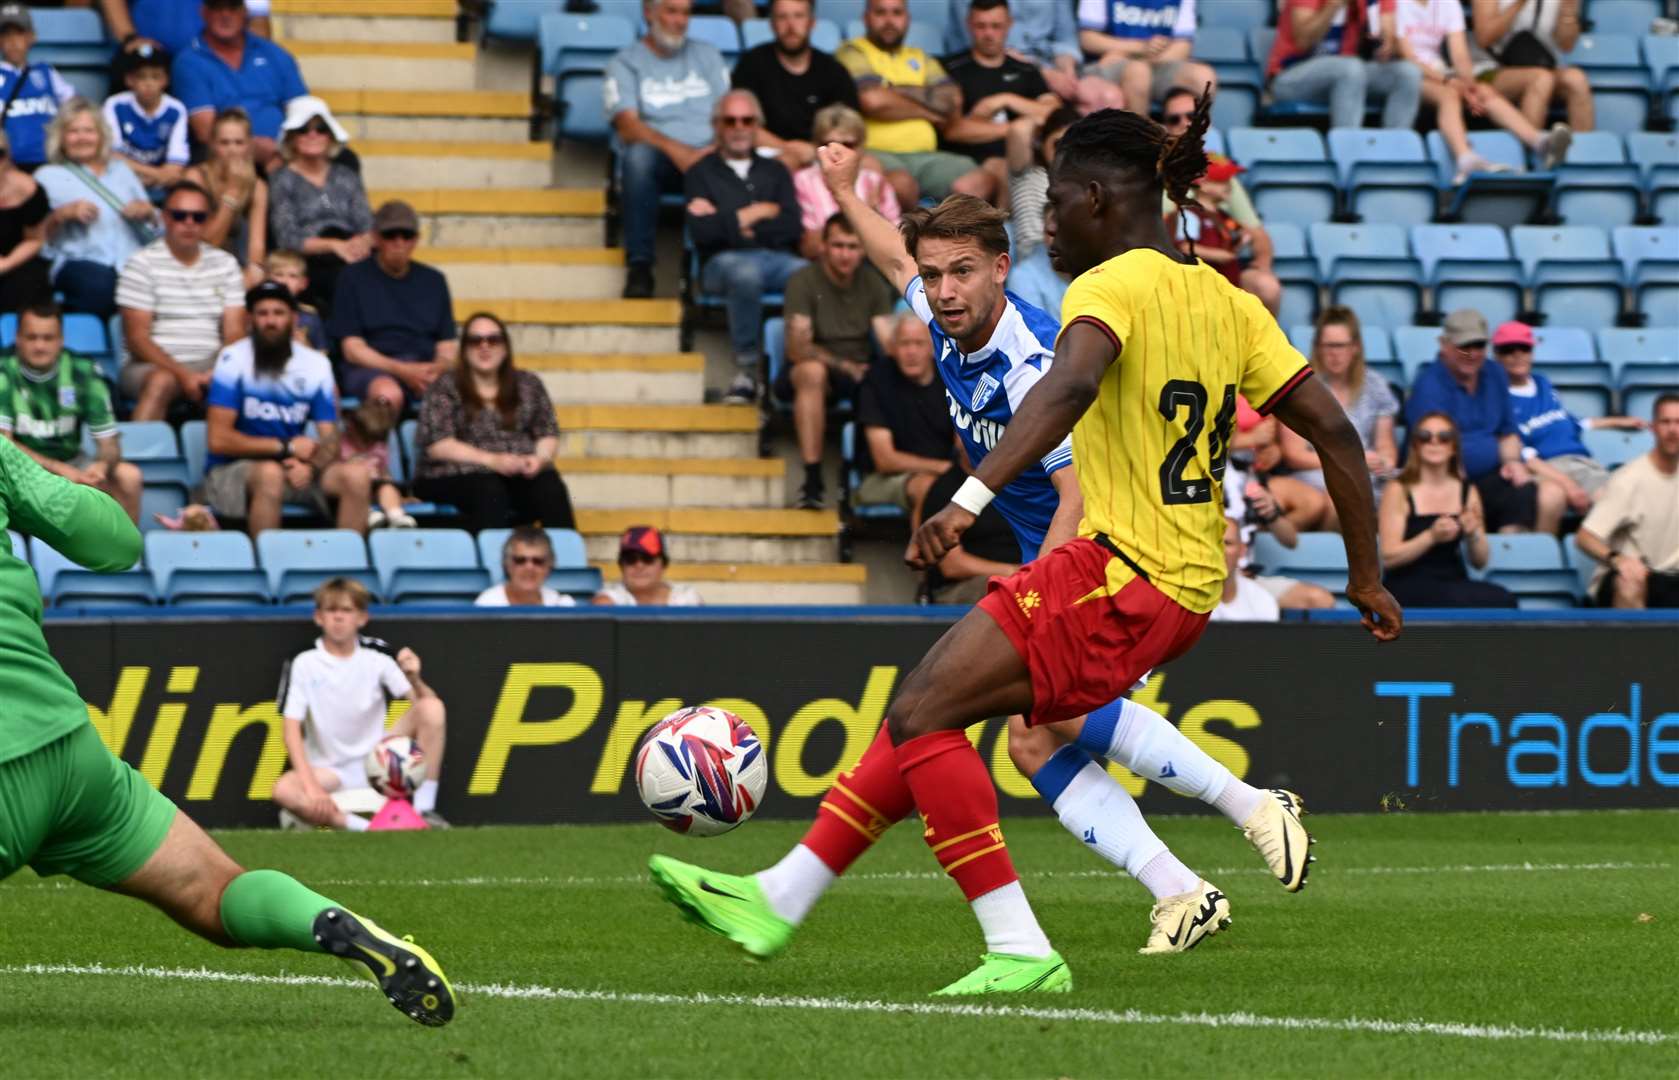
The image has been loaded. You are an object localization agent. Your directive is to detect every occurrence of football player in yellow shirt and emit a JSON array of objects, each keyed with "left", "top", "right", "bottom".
[{"left": 872, "top": 94, "right": 1404, "bottom": 995}]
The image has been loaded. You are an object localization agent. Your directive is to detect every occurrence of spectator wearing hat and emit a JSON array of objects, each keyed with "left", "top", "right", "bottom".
[
  {"left": 0, "top": 4, "right": 79, "bottom": 171},
  {"left": 1167, "top": 152, "right": 1281, "bottom": 316},
  {"left": 116, "top": 178, "right": 246, "bottom": 421},
  {"left": 171, "top": 0, "right": 306, "bottom": 168},
  {"left": 329, "top": 199, "right": 456, "bottom": 411},
  {"left": 1492, "top": 320, "right": 1645, "bottom": 513},
  {"left": 1576, "top": 394, "right": 1679, "bottom": 610},
  {"left": 103, "top": 42, "right": 188, "bottom": 192},
  {"left": 413, "top": 312, "right": 574, "bottom": 534},
  {"left": 1404, "top": 308, "right": 1562, "bottom": 534},
  {"left": 594, "top": 526, "right": 703, "bottom": 607},
  {"left": 268, "top": 95, "right": 370, "bottom": 314},
  {"left": 0, "top": 126, "right": 52, "bottom": 311},
  {"left": 203, "top": 280, "right": 372, "bottom": 537},
  {"left": 475, "top": 526, "right": 577, "bottom": 608}
]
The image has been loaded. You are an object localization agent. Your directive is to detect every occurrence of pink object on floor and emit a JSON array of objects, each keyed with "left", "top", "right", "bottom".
[{"left": 368, "top": 797, "right": 429, "bottom": 831}]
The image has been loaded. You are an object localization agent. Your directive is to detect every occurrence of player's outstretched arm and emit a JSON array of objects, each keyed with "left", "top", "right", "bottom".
[
  {"left": 0, "top": 430, "right": 140, "bottom": 573},
  {"left": 816, "top": 142, "right": 917, "bottom": 295},
  {"left": 908, "top": 321, "right": 1115, "bottom": 568},
  {"left": 1272, "top": 378, "right": 1403, "bottom": 642}
]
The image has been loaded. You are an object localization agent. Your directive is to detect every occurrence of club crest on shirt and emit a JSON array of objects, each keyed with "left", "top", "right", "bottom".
[
  {"left": 58, "top": 387, "right": 76, "bottom": 408},
  {"left": 970, "top": 372, "right": 1000, "bottom": 412}
]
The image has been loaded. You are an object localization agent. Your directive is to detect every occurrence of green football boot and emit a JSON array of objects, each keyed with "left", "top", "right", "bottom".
[
  {"left": 931, "top": 951, "right": 1073, "bottom": 996},
  {"left": 648, "top": 854, "right": 795, "bottom": 959},
  {"left": 312, "top": 907, "right": 456, "bottom": 1027}
]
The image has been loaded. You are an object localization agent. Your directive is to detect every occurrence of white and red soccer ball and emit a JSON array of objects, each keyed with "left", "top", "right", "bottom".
[
  {"left": 365, "top": 734, "right": 426, "bottom": 799},
  {"left": 634, "top": 705, "right": 766, "bottom": 836}
]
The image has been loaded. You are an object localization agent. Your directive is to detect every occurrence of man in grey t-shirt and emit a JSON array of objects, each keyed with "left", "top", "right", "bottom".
[{"left": 604, "top": 0, "right": 729, "bottom": 298}]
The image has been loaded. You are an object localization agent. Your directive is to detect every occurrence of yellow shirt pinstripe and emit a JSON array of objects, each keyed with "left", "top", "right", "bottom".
[
  {"left": 834, "top": 38, "right": 948, "bottom": 154},
  {"left": 1058, "top": 248, "right": 1311, "bottom": 614}
]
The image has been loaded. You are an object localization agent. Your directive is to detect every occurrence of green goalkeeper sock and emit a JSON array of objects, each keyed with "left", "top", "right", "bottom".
[{"left": 219, "top": 869, "right": 339, "bottom": 953}]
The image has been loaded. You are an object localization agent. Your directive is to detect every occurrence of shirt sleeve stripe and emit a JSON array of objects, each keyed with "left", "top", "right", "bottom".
[
  {"left": 1254, "top": 366, "right": 1314, "bottom": 416},
  {"left": 1061, "top": 314, "right": 1120, "bottom": 353}
]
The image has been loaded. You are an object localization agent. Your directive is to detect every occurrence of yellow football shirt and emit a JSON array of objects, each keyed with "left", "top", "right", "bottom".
[
  {"left": 834, "top": 38, "right": 946, "bottom": 154},
  {"left": 1057, "top": 248, "right": 1311, "bottom": 613}
]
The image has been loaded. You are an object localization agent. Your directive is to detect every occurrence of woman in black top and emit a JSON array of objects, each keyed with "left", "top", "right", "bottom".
[
  {"left": 1379, "top": 412, "right": 1517, "bottom": 608},
  {"left": 0, "top": 129, "right": 52, "bottom": 311}
]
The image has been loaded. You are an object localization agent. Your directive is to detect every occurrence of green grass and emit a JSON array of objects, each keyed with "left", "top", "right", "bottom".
[{"left": 2, "top": 811, "right": 1676, "bottom": 1078}]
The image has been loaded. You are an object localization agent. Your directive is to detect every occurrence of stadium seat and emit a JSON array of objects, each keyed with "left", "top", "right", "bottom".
[
  {"left": 1564, "top": 533, "right": 1599, "bottom": 602},
  {"left": 1512, "top": 226, "right": 1626, "bottom": 330},
  {"left": 1410, "top": 224, "right": 1523, "bottom": 327},
  {"left": 1310, "top": 223, "right": 1422, "bottom": 328},
  {"left": 687, "top": 15, "right": 742, "bottom": 62},
  {"left": 484, "top": 0, "right": 552, "bottom": 43},
  {"left": 1560, "top": 34, "right": 1653, "bottom": 134},
  {"left": 1393, "top": 326, "right": 1443, "bottom": 381},
  {"left": 370, "top": 529, "right": 490, "bottom": 604},
  {"left": 841, "top": 420, "right": 907, "bottom": 522},
  {"left": 1590, "top": 0, "right": 1661, "bottom": 34},
  {"left": 1530, "top": 326, "right": 1597, "bottom": 363},
  {"left": 1227, "top": 127, "right": 1339, "bottom": 226},
  {"left": 477, "top": 527, "right": 601, "bottom": 596},
  {"left": 1213, "top": 0, "right": 1272, "bottom": 32},
  {"left": 145, "top": 531, "right": 271, "bottom": 605},
  {"left": 1626, "top": 132, "right": 1679, "bottom": 224},
  {"left": 1612, "top": 225, "right": 1679, "bottom": 323},
  {"left": 1481, "top": 534, "right": 1576, "bottom": 605},
  {"left": 31, "top": 540, "right": 154, "bottom": 609},
  {"left": 1534, "top": 361, "right": 1616, "bottom": 418},
  {"left": 6, "top": 530, "right": 24, "bottom": 564},
  {"left": 179, "top": 420, "right": 207, "bottom": 485},
  {"left": 1427, "top": 131, "right": 1552, "bottom": 227},
  {"left": 257, "top": 530, "right": 380, "bottom": 605},
  {"left": 1330, "top": 128, "right": 1437, "bottom": 227},
  {"left": 1195, "top": 27, "right": 1261, "bottom": 104},
  {"left": 1595, "top": 325, "right": 1679, "bottom": 378},
  {"left": 543, "top": 13, "right": 635, "bottom": 144},
  {"left": 1248, "top": 532, "right": 1348, "bottom": 594},
  {"left": 1620, "top": 365, "right": 1679, "bottom": 419},
  {"left": 1550, "top": 130, "right": 1643, "bottom": 228},
  {"left": 26, "top": 9, "right": 107, "bottom": 68},
  {"left": 1266, "top": 221, "right": 1319, "bottom": 329},
  {"left": 392, "top": 419, "right": 458, "bottom": 520},
  {"left": 742, "top": 17, "right": 841, "bottom": 52},
  {"left": 1581, "top": 426, "right": 1655, "bottom": 467}
]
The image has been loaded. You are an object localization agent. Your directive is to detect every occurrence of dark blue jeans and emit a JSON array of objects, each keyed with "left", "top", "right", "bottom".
[
  {"left": 53, "top": 259, "right": 119, "bottom": 319},
  {"left": 619, "top": 141, "right": 682, "bottom": 267}
]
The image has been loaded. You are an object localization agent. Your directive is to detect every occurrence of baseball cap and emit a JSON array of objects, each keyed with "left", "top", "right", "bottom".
[
  {"left": 1441, "top": 309, "right": 1489, "bottom": 347},
  {"left": 121, "top": 41, "right": 170, "bottom": 75},
  {"left": 618, "top": 525, "right": 667, "bottom": 562},
  {"left": 0, "top": 4, "right": 32, "bottom": 33},
  {"left": 246, "top": 280, "right": 297, "bottom": 311},
  {"left": 1202, "top": 153, "right": 1245, "bottom": 183},
  {"left": 280, "top": 95, "right": 349, "bottom": 143},
  {"left": 1491, "top": 321, "right": 1536, "bottom": 349},
  {"left": 372, "top": 200, "right": 421, "bottom": 235}
]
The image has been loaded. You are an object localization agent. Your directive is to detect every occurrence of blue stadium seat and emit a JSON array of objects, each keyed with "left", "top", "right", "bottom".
[
  {"left": 1612, "top": 225, "right": 1679, "bottom": 322},
  {"left": 1582, "top": 426, "right": 1655, "bottom": 467},
  {"left": 1550, "top": 130, "right": 1644, "bottom": 228},
  {"left": 843, "top": 19, "right": 942, "bottom": 53},
  {"left": 1530, "top": 326, "right": 1597, "bottom": 363},
  {"left": 1564, "top": 533, "right": 1599, "bottom": 602},
  {"left": 1623, "top": 382, "right": 1678, "bottom": 420},
  {"left": 824, "top": 0, "right": 867, "bottom": 28},
  {"left": 1248, "top": 532, "right": 1348, "bottom": 594},
  {"left": 1626, "top": 132, "right": 1679, "bottom": 224},
  {"left": 765, "top": 316, "right": 789, "bottom": 411},
  {"left": 1535, "top": 360, "right": 1616, "bottom": 419},
  {"left": 1561, "top": 34, "right": 1653, "bottom": 133},
  {"left": 393, "top": 420, "right": 458, "bottom": 520},
  {"left": 1393, "top": 326, "right": 1443, "bottom": 381},
  {"left": 6, "top": 530, "right": 24, "bottom": 564},
  {"left": 1590, "top": 0, "right": 1661, "bottom": 35},
  {"left": 179, "top": 420, "right": 207, "bottom": 485},
  {"left": 543, "top": 13, "right": 635, "bottom": 144},
  {"left": 1480, "top": 534, "right": 1575, "bottom": 605},
  {"left": 1195, "top": 26, "right": 1259, "bottom": 89},
  {"left": 1227, "top": 127, "right": 1339, "bottom": 227},
  {"left": 1266, "top": 222, "right": 1319, "bottom": 329},
  {"left": 1330, "top": 128, "right": 1437, "bottom": 227},
  {"left": 485, "top": 0, "right": 553, "bottom": 43},
  {"left": 1512, "top": 226, "right": 1626, "bottom": 330},
  {"left": 1211, "top": 0, "right": 1272, "bottom": 32},
  {"left": 370, "top": 529, "right": 490, "bottom": 604},
  {"left": 688, "top": 15, "right": 742, "bottom": 62},
  {"left": 257, "top": 530, "right": 379, "bottom": 605},
  {"left": 32, "top": 541, "right": 154, "bottom": 609},
  {"left": 1427, "top": 131, "right": 1552, "bottom": 226},
  {"left": 1595, "top": 325, "right": 1679, "bottom": 379},
  {"left": 841, "top": 420, "right": 907, "bottom": 522},
  {"left": 1647, "top": 33, "right": 1679, "bottom": 118},
  {"left": 1410, "top": 224, "right": 1523, "bottom": 328},
  {"left": 27, "top": 9, "right": 108, "bottom": 68},
  {"left": 145, "top": 531, "right": 270, "bottom": 605},
  {"left": 477, "top": 527, "right": 601, "bottom": 596},
  {"left": 1310, "top": 223, "right": 1422, "bottom": 328},
  {"left": 741, "top": 17, "right": 841, "bottom": 52}
]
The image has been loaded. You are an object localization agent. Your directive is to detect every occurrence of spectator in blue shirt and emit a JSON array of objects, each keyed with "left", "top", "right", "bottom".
[
  {"left": 103, "top": 43, "right": 188, "bottom": 192},
  {"left": 171, "top": 0, "right": 305, "bottom": 169},
  {"left": 0, "top": 4, "right": 79, "bottom": 170},
  {"left": 98, "top": 0, "right": 273, "bottom": 58},
  {"left": 1491, "top": 320, "right": 1646, "bottom": 514},
  {"left": 1404, "top": 308, "right": 1562, "bottom": 534},
  {"left": 1077, "top": 0, "right": 1217, "bottom": 116}
]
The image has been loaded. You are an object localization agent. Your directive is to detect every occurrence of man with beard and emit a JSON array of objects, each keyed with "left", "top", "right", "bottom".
[
  {"left": 203, "top": 281, "right": 370, "bottom": 537},
  {"left": 730, "top": 0, "right": 859, "bottom": 169}
]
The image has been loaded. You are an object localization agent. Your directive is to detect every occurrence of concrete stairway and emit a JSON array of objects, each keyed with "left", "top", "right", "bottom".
[{"left": 273, "top": 0, "right": 858, "bottom": 604}]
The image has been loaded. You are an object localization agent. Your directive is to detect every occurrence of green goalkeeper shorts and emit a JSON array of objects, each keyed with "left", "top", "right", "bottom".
[{"left": 0, "top": 723, "right": 178, "bottom": 888}]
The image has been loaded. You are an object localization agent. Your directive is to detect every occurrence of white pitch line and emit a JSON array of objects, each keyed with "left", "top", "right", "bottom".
[
  {"left": 1, "top": 962, "right": 1670, "bottom": 1049},
  {"left": 3, "top": 860, "right": 1668, "bottom": 892}
]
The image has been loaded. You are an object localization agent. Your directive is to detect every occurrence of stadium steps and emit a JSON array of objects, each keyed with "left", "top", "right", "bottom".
[
  {"left": 576, "top": 509, "right": 841, "bottom": 566},
  {"left": 456, "top": 299, "right": 681, "bottom": 353},
  {"left": 424, "top": 247, "right": 623, "bottom": 299},
  {"left": 370, "top": 188, "right": 604, "bottom": 247},
  {"left": 356, "top": 140, "right": 553, "bottom": 189},
  {"left": 289, "top": 41, "right": 489, "bottom": 93},
  {"left": 553, "top": 404, "right": 759, "bottom": 459},
  {"left": 522, "top": 353, "right": 705, "bottom": 405},
  {"left": 588, "top": 561, "right": 868, "bottom": 605},
  {"left": 314, "top": 89, "right": 531, "bottom": 143},
  {"left": 273, "top": 0, "right": 460, "bottom": 44},
  {"left": 557, "top": 456, "right": 787, "bottom": 509}
]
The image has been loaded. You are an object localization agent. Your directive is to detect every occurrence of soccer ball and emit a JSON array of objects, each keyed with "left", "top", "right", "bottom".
[
  {"left": 634, "top": 705, "right": 766, "bottom": 836},
  {"left": 365, "top": 734, "right": 426, "bottom": 799}
]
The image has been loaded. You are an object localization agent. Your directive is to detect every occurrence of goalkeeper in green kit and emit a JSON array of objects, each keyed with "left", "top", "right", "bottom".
[{"left": 0, "top": 436, "right": 454, "bottom": 1026}]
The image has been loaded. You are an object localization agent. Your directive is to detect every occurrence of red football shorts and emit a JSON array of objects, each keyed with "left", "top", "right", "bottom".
[{"left": 977, "top": 536, "right": 1210, "bottom": 727}]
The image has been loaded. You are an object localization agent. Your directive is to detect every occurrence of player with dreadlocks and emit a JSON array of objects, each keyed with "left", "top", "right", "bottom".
[{"left": 848, "top": 93, "right": 1405, "bottom": 994}]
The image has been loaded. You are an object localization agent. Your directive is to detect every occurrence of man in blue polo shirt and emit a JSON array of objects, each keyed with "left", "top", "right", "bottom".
[
  {"left": 1405, "top": 308, "right": 1564, "bottom": 535},
  {"left": 171, "top": 0, "right": 304, "bottom": 168}
]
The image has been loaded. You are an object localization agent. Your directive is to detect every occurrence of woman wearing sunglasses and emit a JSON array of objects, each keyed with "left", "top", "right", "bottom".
[
  {"left": 0, "top": 127, "right": 52, "bottom": 311},
  {"left": 792, "top": 105, "right": 899, "bottom": 260},
  {"left": 413, "top": 312, "right": 575, "bottom": 533},
  {"left": 268, "top": 96, "right": 370, "bottom": 313},
  {"left": 593, "top": 525, "right": 702, "bottom": 607},
  {"left": 1378, "top": 412, "right": 1517, "bottom": 608}
]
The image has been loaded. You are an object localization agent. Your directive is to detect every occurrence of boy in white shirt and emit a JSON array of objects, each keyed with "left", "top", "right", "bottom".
[{"left": 273, "top": 577, "right": 448, "bottom": 829}]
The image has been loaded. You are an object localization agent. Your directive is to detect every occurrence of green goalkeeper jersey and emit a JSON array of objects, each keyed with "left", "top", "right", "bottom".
[{"left": 0, "top": 432, "right": 140, "bottom": 765}]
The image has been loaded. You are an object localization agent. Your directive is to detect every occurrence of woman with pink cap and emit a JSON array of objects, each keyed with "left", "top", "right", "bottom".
[{"left": 593, "top": 526, "right": 702, "bottom": 607}]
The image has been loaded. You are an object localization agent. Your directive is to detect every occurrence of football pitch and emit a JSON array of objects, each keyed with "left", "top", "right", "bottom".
[{"left": 2, "top": 810, "right": 1674, "bottom": 1078}]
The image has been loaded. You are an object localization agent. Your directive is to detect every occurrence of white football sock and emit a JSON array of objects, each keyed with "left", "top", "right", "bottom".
[
  {"left": 413, "top": 779, "right": 438, "bottom": 813},
  {"left": 1042, "top": 754, "right": 1199, "bottom": 901},
  {"left": 1079, "top": 698, "right": 1264, "bottom": 826},
  {"left": 1135, "top": 850, "right": 1202, "bottom": 900},
  {"left": 970, "top": 880, "right": 1053, "bottom": 958},
  {"left": 343, "top": 813, "right": 370, "bottom": 833},
  {"left": 754, "top": 844, "right": 835, "bottom": 925}
]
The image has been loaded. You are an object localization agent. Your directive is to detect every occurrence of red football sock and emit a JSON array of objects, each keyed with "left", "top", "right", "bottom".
[
  {"left": 801, "top": 723, "right": 914, "bottom": 875},
  {"left": 894, "top": 729, "right": 1018, "bottom": 901}
]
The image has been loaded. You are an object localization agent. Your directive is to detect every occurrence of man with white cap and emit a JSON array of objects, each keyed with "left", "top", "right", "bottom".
[{"left": 171, "top": 0, "right": 306, "bottom": 167}]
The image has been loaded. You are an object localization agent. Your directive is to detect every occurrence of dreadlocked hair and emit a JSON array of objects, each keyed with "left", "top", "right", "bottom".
[{"left": 1054, "top": 86, "right": 1214, "bottom": 220}]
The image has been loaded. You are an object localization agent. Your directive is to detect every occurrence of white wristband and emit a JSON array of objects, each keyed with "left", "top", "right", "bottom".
[{"left": 951, "top": 475, "right": 996, "bottom": 516}]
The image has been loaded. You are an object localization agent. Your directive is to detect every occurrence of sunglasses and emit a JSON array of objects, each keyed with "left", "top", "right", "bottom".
[
  {"left": 1455, "top": 339, "right": 1488, "bottom": 351},
  {"left": 167, "top": 209, "right": 209, "bottom": 223},
  {"left": 508, "top": 554, "right": 551, "bottom": 567},
  {"left": 296, "top": 120, "right": 332, "bottom": 136},
  {"left": 1163, "top": 111, "right": 1193, "bottom": 125},
  {"left": 1414, "top": 429, "right": 1455, "bottom": 444},
  {"left": 464, "top": 332, "right": 505, "bottom": 348},
  {"left": 720, "top": 115, "right": 758, "bottom": 127},
  {"left": 619, "top": 551, "right": 659, "bottom": 565},
  {"left": 1494, "top": 344, "right": 1532, "bottom": 354},
  {"left": 379, "top": 228, "right": 417, "bottom": 241}
]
